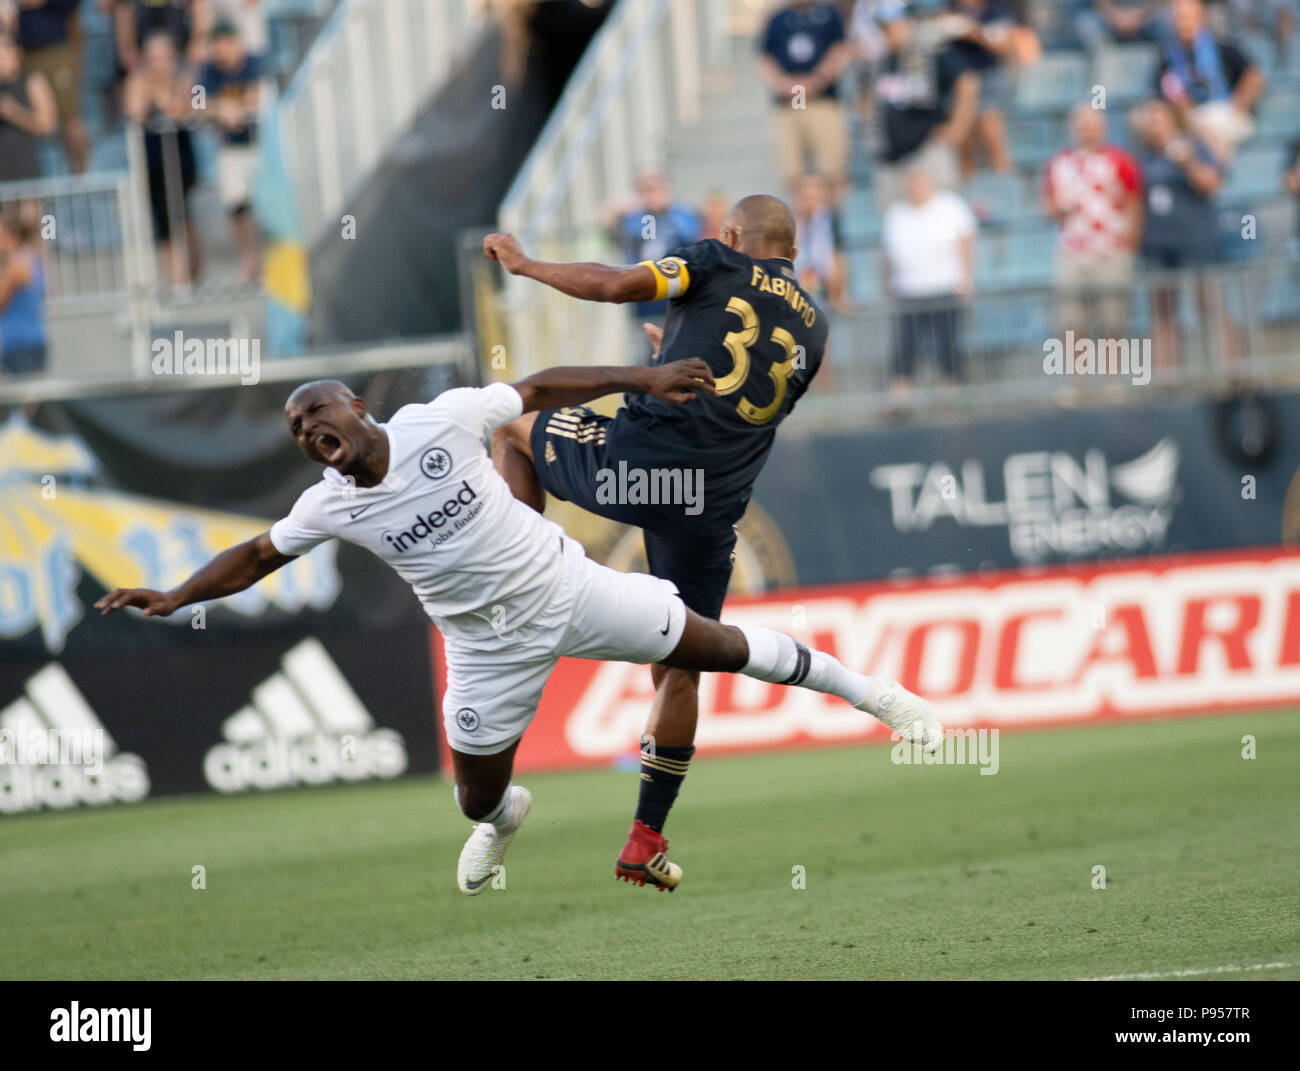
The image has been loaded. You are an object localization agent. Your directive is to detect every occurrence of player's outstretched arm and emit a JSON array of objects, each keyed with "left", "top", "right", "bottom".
[
  {"left": 94, "top": 532, "right": 295, "bottom": 619},
  {"left": 511, "top": 359, "right": 715, "bottom": 414},
  {"left": 483, "top": 231, "right": 658, "bottom": 304}
]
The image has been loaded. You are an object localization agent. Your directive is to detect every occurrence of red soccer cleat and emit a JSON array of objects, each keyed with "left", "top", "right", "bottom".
[{"left": 615, "top": 819, "right": 683, "bottom": 891}]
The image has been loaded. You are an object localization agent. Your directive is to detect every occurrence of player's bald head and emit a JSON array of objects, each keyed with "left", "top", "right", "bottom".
[
  {"left": 722, "top": 195, "right": 797, "bottom": 260},
  {"left": 285, "top": 379, "right": 355, "bottom": 413}
]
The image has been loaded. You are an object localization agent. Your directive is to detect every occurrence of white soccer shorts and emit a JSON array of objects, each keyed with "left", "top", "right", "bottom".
[{"left": 441, "top": 537, "right": 688, "bottom": 755}]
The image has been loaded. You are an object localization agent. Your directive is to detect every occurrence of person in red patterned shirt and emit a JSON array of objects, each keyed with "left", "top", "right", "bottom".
[{"left": 1042, "top": 104, "right": 1144, "bottom": 341}]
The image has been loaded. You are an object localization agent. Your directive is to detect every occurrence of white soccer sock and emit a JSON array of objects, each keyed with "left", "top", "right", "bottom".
[
  {"left": 455, "top": 783, "right": 515, "bottom": 829},
  {"left": 738, "top": 625, "right": 889, "bottom": 712}
]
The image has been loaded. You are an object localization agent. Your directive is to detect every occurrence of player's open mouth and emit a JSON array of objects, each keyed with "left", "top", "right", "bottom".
[{"left": 314, "top": 432, "right": 346, "bottom": 465}]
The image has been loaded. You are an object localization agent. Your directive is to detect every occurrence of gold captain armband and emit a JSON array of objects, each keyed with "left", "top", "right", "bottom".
[{"left": 639, "top": 257, "right": 691, "bottom": 300}]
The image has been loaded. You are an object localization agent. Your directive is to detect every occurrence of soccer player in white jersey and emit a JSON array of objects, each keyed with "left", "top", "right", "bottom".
[{"left": 96, "top": 362, "right": 941, "bottom": 893}]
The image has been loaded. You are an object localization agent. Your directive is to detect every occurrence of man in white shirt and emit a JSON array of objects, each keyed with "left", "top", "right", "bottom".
[
  {"left": 95, "top": 362, "right": 941, "bottom": 894},
  {"left": 881, "top": 165, "right": 976, "bottom": 393}
]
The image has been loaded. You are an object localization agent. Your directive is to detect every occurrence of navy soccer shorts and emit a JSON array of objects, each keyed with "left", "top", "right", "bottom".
[{"left": 530, "top": 406, "right": 737, "bottom": 620}]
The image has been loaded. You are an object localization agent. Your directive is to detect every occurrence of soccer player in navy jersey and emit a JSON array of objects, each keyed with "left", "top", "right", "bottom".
[{"left": 485, "top": 195, "right": 875, "bottom": 888}]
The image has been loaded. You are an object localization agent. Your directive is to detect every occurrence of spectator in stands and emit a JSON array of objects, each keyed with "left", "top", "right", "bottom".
[
  {"left": 208, "top": 0, "right": 267, "bottom": 61},
  {"left": 0, "top": 207, "right": 48, "bottom": 376},
  {"left": 1155, "top": 0, "right": 1265, "bottom": 162},
  {"left": 850, "top": 0, "right": 890, "bottom": 69},
  {"left": 114, "top": 0, "right": 212, "bottom": 73},
  {"left": 126, "top": 30, "right": 201, "bottom": 286},
  {"left": 793, "top": 172, "right": 851, "bottom": 312},
  {"left": 881, "top": 164, "right": 976, "bottom": 394},
  {"left": 1043, "top": 104, "right": 1144, "bottom": 340},
  {"left": 872, "top": 1, "right": 979, "bottom": 210},
  {"left": 1209, "top": 2, "right": 1294, "bottom": 68},
  {"left": 0, "top": 32, "right": 56, "bottom": 184},
  {"left": 602, "top": 166, "right": 700, "bottom": 323},
  {"left": 200, "top": 19, "right": 261, "bottom": 282},
  {"left": 698, "top": 188, "right": 731, "bottom": 241},
  {"left": 1076, "top": 1, "right": 1170, "bottom": 50},
  {"left": 948, "top": 0, "right": 1020, "bottom": 175},
  {"left": 757, "top": 0, "right": 853, "bottom": 201},
  {"left": 1134, "top": 97, "right": 1233, "bottom": 371},
  {"left": 13, "top": 0, "right": 87, "bottom": 173}
]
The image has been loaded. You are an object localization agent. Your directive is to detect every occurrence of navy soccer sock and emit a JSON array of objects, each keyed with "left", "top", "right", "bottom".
[{"left": 634, "top": 743, "right": 695, "bottom": 834}]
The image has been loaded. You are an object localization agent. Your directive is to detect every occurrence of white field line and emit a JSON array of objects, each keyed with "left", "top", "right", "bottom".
[{"left": 1081, "top": 961, "right": 1294, "bottom": 981}]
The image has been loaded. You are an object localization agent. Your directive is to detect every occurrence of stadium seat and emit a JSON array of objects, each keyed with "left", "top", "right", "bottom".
[
  {"left": 841, "top": 189, "right": 883, "bottom": 243},
  {"left": 1239, "top": 30, "right": 1280, "bottom": 80},
  {"left": 1261, "top": 259, "right": 1300, "bottom": 323},
  {"left": 975, "top": 223, "right": 1058, "bottom": 290},
  {"left": 969, "top": 292, "right": 1051, "bottom": 356},
  {"left": 847, "top": 247, "right": 884, "bottom": 306},
  {"left": 1091, "top": 45, "right": 1159, "bottom": 106},
  {"left": 1015, "top": 52, "right": 1090, "bottom": 111},
  {"left": 1221, "top": 145, "right": 1290, "bottom": 205},
  {"left": 1255, "top": 93, "right": 1300, "bottom": 142},
  {"left": 964, "top": 170, "right": 1034, "bottom": 225},
  {"left": 1008, "top": 111, "right": 1069, "bottom": 171}
]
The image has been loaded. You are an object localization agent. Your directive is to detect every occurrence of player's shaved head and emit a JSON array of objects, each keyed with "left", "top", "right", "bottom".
[
  {"left": 722, "top": 195, "right": 797, "bottom": 260},
  {"left": 285, "top": 379, "right": 354, "bottom": 412}
]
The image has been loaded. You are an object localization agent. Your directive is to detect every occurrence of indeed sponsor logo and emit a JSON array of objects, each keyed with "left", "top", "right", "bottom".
[
  {"left": 381, "top": 481, "right": 482, "bottom": 552},
  {"left": 595, "top": 461, "right": 704, "bottom": 517}
]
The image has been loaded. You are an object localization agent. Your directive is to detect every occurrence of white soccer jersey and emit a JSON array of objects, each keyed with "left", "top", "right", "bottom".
[{"left": 269, "top": 383, "right": 570, "bottom": 642}]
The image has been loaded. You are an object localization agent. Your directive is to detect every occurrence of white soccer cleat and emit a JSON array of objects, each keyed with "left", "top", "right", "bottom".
[
  {"left": 457, "top": 785, "right": 532, "bottom": 896},
  {"left": 858, "top": 682, "right": 944, "bottom": 754}
]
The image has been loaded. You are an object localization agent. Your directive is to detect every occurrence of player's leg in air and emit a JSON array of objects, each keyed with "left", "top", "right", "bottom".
[
  {"left": 449, "top": 506, "right": 942, "bottom": 895},
  {"left": 490, "top": 404, "right": 723, "bottom": 879}
]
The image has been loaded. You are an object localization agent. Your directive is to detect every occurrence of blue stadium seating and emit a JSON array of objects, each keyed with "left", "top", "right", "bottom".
[
  {"left": 847, "top": 247, "right": 885, "bottom": 307},
  {"left": 1008, "top": 112, "right": 1069, "bottom": 170},
  {"left": 1256, "top": 93, "right": 1300, "bottom": 142},
  {"left": 841, "top": 188, "right": 883, "bottom": 244},
  {"left": 964, "top": 170, "right": 1036, "bottom": 225},
  {"left": 1222, "top": 145, "right": 1290, "bottom": 204},
  {"left": 1015, "top": 52, "right": 1090, "bottom": 111},
  {"left": 1091, "top": 45, "right": 1159, "bottom": 106},
  {"left": 974, "top": 223, "right": 1058, "bottom": 290}
]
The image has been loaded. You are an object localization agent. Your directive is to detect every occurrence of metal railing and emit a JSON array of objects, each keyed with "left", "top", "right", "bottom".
[
  {"left": 278, "top": 0, "right": 485, "bottom": 244},
  {"left": 460, "top": 219, "right": 1300, "bottom": 425},
  {"left": 0, "top": 171, "right": 156, "bottom": 376},
  {"left": 801, "top": 255, "right": 1300, "bottom": 427},
  {"left": 0, "top": 335, "right": 474, "bottom": 408},
  {"left": 496, "top": 0, "right": 728, "bottom": 379}
]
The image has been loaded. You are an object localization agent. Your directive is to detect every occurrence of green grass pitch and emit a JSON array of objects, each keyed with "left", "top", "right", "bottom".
[{"left": 4, "top": 709, "right": 1299, "bottom": 980}]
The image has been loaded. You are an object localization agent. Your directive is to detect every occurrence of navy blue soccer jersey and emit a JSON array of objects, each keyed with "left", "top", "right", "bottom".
[{"left": 612, "top": 238, "right": 827, "bottom": 528}]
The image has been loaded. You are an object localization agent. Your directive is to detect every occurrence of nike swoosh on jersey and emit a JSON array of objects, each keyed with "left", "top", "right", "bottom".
[{"left": 349, "top": 504, "right": 374, "bottom": 520}]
